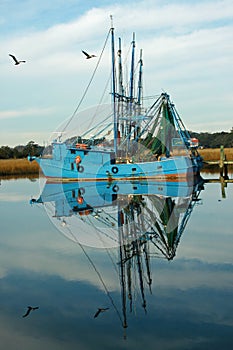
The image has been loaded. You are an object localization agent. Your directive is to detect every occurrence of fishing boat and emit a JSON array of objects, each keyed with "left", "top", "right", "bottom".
[{"left": 29, "top": 23, "right": 202, "bottom": 182}]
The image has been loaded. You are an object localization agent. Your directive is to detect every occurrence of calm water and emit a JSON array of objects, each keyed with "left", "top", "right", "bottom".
[{"left": 0, "top": 174, "right": 233, "bottom": 350}]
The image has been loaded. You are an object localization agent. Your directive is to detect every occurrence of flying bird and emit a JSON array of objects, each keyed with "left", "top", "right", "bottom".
[
  {"left": 94, "top": 307, "right": 109, "bottom": 318},
  {"left": 22, "top": 306, "right": 39, "bottom": 318},
  {"left": 9, "top": 54, "right": 26, "bottom": 65},
  {"left": 82, "top": 50, "right": 96, "bottom": 59}
]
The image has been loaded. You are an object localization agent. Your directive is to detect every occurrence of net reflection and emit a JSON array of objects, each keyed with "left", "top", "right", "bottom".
[{"left": 31, "top": 176, "right": 204, "bottom": 328}]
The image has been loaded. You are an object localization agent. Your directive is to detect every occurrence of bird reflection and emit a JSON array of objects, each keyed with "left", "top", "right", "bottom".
[
  {"left": 22, "top": 306, "right": 39, "bottom": 318},
  {"left": 94, "top": 307, "right": 109, "bottom": 318}
]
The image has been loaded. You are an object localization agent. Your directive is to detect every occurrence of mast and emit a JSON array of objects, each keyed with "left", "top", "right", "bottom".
[
  {"left": 110, "top": 16, "right": 118, "bottom": 155},
  {"left": 137, "top": 49, "right": 143, "bottom": 107},
  {"left": 118, "top": 37, "right": 124, "bottom": 99},
  {"left": 135, "top": 48, "right": 143, "bottom": 140},
  {"left": 118, "top": 37, "right": 125, "bottom": 139},
  {"left": 129, "top": 32, "right": 136, "bottom": 115},
  {"left": 143, "top": 240, "right": 152, "bottom": 293},
  {"left": 119, "top": 209, "right": 128, "bottom": 329}
]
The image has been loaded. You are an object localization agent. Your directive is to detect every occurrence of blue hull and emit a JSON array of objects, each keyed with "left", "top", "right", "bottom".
[
  {"left": 36, "top": 143, "right": 195, "bottom": 181},
  {"left": 37, "top": 156, "right": 194, "bottom": 181}
]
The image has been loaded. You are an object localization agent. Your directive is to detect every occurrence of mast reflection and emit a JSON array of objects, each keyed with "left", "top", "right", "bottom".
[{"left": 31, "top": 176, "right": 204, "bottom": 328}]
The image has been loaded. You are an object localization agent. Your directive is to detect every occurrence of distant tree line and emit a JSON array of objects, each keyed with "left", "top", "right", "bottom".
[
  {"left": 0, "top": 130, "right": 233, "bottom": 159},
  {"left": 0, "top": 141, "right": 44, "bottom": 159},
  {"left": 190, "top": 129, "right": 233, "bottom": 148}
]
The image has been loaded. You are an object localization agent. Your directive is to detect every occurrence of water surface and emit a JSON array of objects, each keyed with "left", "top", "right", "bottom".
[{"left": 0, "top": 174, "right": 233, "bottom": 350}]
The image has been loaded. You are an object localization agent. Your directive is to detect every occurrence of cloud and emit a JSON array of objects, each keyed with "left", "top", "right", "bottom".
[
  {"left": 3, "top": 1, "right": 232, "bottom": 68},
  {"left": 0, "top": 0, "right": 233, "bottom": 146},
  {"left": 0, "top": 107, "right": 55, "bottom": 120},
  {"left": 188, "top": 120, "right": 233, "bottom": 133},
  {"left": 0, "top": 131, "right": 53, "bottom": 147}
]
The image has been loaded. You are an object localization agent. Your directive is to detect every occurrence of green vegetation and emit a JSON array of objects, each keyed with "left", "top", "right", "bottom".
[
  {"left": 190, "top": 129, "right": 233, "bottom": 148},
  {"left": 0, "top": 141, "right": 44, "bottom": 159}
]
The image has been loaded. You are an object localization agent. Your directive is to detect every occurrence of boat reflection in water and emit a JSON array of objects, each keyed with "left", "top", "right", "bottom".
[{"left": 32, "top": 176, "right": 204, "bottom": 328}]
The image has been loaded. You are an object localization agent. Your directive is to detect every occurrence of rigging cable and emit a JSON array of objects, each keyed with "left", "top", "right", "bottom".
[
  {"left": 85, "top": 69, "right": 113, "bottom": 133},
  {"left": 62, "top": 28, "right": 112, "bottom": 133},
  {"left": 64, "top": 224, "right": 126, "bottom": 328}
]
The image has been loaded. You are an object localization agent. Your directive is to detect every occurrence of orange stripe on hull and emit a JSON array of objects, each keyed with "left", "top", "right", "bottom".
[{"left": 45, "top": 172, "right": 192, "bottom": 184}]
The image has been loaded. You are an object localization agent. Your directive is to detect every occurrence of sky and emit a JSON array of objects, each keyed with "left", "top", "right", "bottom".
[{"left": 0, "top": 0, "right": 233, "bottom": 147}]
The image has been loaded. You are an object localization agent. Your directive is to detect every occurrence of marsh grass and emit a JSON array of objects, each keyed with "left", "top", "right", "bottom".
[
  {"left": 198, "top": 148, "right": 233, "bottom": 161},
  {"left": 0, "top": 158, "right": 39, "bottom": 176},
  {"left": 198, "top": 148, "right": 233, "bottom": 172}
]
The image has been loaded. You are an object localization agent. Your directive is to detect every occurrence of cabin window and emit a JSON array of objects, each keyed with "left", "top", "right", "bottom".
[
  {"left": 132, "top": 167, "right": 136, "bottom": 171},
  {"left": 72, "top": 190, "right": 76, "bottom": 198},
  {"left": 71, "top": 163, "right": 74, "bottom": 170},
  {"left": 70, "top": 149, "right": 76, "bottom": 154},
  {"left": 110, "top": 153, "right": 115, "bottom": 164}
]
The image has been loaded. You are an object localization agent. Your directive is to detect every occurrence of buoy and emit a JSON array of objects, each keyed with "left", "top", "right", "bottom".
[
  {"left": 77, "top": 196, "right": 84, "bottom": 204},
  {"left": 75, "top": 155, "right": 81, "bottom": 164}
]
